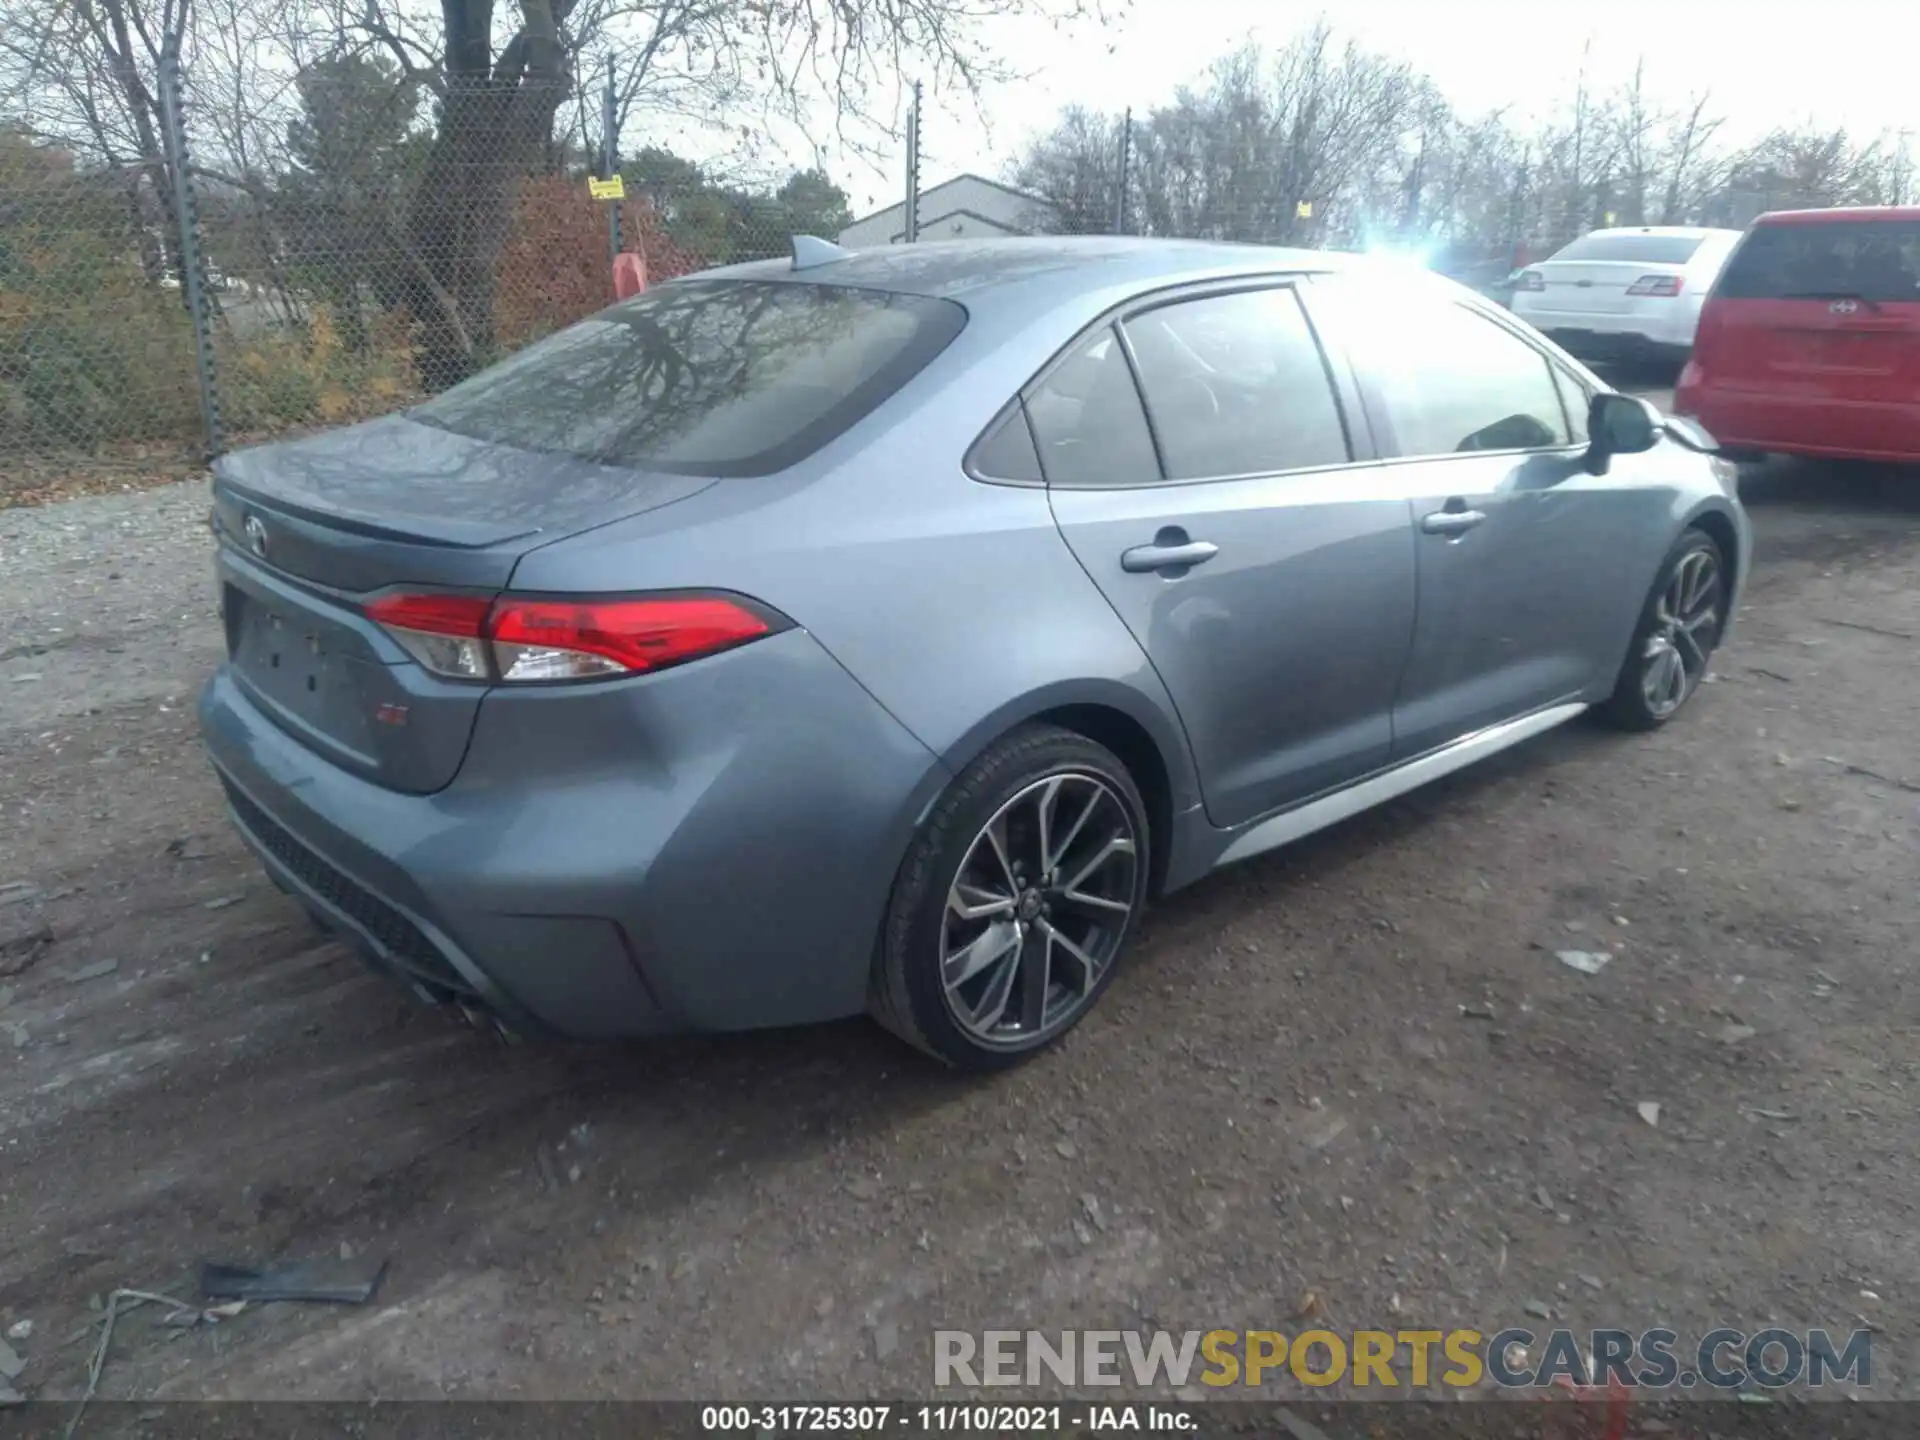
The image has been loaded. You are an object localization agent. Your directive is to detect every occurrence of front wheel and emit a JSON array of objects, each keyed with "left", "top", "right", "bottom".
[
  {"left": 1597, "top": 528, "right": 1727, "bottom": 731},
  {"left": 870, "top": 724, "right": 1149, "bottom": 1070}
]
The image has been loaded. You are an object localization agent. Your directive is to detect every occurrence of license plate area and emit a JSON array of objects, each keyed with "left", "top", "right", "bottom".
[{"left": 229, "top": 585, "right": 339, "bottom": 712}]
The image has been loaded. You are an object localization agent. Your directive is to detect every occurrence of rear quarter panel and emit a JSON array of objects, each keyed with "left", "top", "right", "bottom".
[{"left": 506, "top": 317, "right": 1207, "bottom": 816}]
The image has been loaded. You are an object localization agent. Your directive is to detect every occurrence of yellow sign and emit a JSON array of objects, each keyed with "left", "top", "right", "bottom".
[
  {"left": 1296, "top": 200, "right": 1313, "bottom": 219},
  {"left": 588, "top": 175, "right": 625, "bottom": 201}
]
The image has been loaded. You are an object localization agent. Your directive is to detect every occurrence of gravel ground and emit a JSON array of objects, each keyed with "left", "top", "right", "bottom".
[{"left": 1, "top": 436, "right": 1917, "bottom": 1410}]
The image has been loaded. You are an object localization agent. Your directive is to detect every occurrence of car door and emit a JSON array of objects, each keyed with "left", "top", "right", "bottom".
[
  {"left": 1306, "top": 275, "right": 1634, "bottom": 759},
  {"left": 1026, "top": 282, "right": 1419, "bottom": 830}
]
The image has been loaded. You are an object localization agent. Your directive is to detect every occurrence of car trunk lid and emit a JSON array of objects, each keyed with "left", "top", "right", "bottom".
[
  {"left": 1529, "top": 261, "right": 1666, "bottom": 314},
  {"left": 211, "top": 414, "right": 715, "bottom": 793}
]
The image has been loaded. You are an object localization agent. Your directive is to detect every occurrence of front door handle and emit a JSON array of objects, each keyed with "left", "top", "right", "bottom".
[
  {"left": 1120, "top": 537, "right": 1220, "bottom": 574},
  {"left": 1420, "top": 507, "right": 1487, "bottom": 536}
]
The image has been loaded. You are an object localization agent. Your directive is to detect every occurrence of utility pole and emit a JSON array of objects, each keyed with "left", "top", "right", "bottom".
[
  {"left": 1113, "top": 108, "right": 1133, "bottom": 235},
  {"left": 157, "top": 35, "right": 223, "bottom": 457},
  {"left": 903, "top": 81, "right": 922, "bottom": 243},
  {"left": 602, "top": 55, "right": 621, "bottom": 267}
]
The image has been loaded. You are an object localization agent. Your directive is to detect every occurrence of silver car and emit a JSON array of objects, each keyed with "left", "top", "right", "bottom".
[{"left": 199, "top": 237, "right": 1749, "bottom": 1069}]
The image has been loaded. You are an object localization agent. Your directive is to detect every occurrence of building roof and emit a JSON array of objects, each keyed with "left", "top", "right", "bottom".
[{"left": 842, "top": 173, "right": 1055, "bottom": 229}]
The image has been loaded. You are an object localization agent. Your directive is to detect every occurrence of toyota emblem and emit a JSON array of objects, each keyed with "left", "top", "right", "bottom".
[
  {"left": 244, "top": 513, "right": 270, "bottom": 558},
  {"left": 1830, "top": 299, "right": 1860, "bottom": 315}
]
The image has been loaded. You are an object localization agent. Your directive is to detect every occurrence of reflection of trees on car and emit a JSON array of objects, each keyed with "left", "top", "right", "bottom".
[{"left": 411, "top": 281, "right": 959, "bottom": 476}]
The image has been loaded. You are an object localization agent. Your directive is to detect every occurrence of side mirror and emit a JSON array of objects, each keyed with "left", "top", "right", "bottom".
[
  {"left": 1584, "top": 392, "right": 1723, "bottom": 474},
  {"left": 1584, "top": 392, "right": 1661, "bottom": 474}
]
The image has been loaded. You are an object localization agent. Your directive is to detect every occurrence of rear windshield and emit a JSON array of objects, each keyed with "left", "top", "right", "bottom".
[
  {"left": 1549, "top": 233, "right": 1706, "bottom": 264},
  {"left": 1715, "top": 220, "right": 1920, "bottom": 303},
  {"left": 411, "top": 280, "right": 966, "bottom": 476}
]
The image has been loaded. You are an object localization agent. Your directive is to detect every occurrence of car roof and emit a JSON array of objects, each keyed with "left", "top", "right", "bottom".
[
  {"left": 1753, "top": 205, "right": 1920, "bottom": 226},
  {"left": 692, "top": 235, "right": 1367, "bottom": 309},
  {"left": 1564, "top": 225, "right": 1743, "bottom": 240}
]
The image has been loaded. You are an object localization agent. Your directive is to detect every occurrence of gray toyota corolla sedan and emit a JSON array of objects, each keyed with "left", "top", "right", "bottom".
[{"left": 200, "top": 236, "right": 1749, "bottom": 1069}]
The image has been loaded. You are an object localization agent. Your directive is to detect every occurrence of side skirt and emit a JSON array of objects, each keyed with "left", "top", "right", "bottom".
[{"left": 1213, "top": 702, "right": 1589, "bottom": 869}]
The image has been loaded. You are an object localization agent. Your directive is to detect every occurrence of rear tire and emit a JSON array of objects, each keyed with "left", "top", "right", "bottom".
[
  {"left": 1597, "top": 528, "right": 1727, "bottom": 732},
  {"left": 870, "top": 724, "right": 1149, "bottom": 1071}
]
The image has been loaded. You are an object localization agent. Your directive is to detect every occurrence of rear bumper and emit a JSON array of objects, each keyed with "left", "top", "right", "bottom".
[
  {"left": 200, "top": 629, "right": 949, "bottom": 1038},
  {"left": 1674, "top": 384, "right": 1920, "bottom": 462},
  {"left": 1513, "top": 300, "right": 1697, "bottom": 352}
]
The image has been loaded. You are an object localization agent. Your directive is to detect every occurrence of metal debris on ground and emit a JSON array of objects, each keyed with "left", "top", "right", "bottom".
[
  {"left": 1636, "top": 1102, "right": 1662, "bottom": 1128},
  {"left": 199, "top": 1256, "right": 389, "bottom": 1305},
  {"left": 1556, "top": 950, "right": 1613, "bottom": 974},
  {"left": 1718, "top": 1024, "right": 1757, "bottom": 1045}
]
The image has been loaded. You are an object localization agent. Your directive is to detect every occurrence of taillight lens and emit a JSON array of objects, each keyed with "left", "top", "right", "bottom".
[
  {"left": 1626, "top": 275, "right": 1683, "bottom": 297},
  {"left": 1517, "top": 270, "right": 1545, "bottom": 292},
  {"left": 365, "top": 591, "right": 779, "bottom": 683},
  {"left": 365, "top": 592, "right": 494, "bottom": 679}
]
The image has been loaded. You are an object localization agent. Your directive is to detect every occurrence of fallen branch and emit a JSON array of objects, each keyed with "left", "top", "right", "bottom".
[
  {"left": 1821, "top": 756, "right": 1920, "bottom": 794},
  {"left": 63, "top": 1288, "right": 196, "bottom": 1440},
  {"left": 1813, "top": 616, "right": 1915, "bottom": 642}
]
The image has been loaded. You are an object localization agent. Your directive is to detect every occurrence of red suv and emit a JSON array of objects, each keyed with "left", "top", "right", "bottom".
[{"left": 1675, "top": 207, "right": 1920, "bottom": 462}]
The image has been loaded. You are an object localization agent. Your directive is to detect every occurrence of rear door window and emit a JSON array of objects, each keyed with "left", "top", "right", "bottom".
[
  {"left": 1025, "top": 326, "right": 1162, "bottom": 488},
  {"left": 411, "top": 280, "right": 966, "bottom": 476},
  {"left": 1715, "top": 220, "right": 1920, "bottom": 303},
  {"left": 969, "top": 403, "right": 1044, "bottom": 483},
  {"left": 1121, "top": 288, "right": 1351, "bottom": 479},
  {"left": 1549, "top": 233, "right": 1708, "bottom": 265}
]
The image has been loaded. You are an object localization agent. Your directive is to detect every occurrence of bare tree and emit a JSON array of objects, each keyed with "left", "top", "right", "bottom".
[
  {"left": 1010, "top": 105, "right": 1128, "bottom": 234},
  {"left": 1658, "top": 91, "right": 1723, "bottom": 223}
]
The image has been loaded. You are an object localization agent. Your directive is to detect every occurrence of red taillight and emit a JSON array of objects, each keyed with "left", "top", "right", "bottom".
[
  {"left": 365, "top": 592, "right": 492, "bottom": 636},
  {"left": 489, "top": 596, "right": 772, "bottom": 681},
  {"left": 1626, "top": 275, "right": 1683, "bottom": 297},
  {"left": 1517, "top": 271, "right": 1545, "bottom": 292},
  {"left": 365, "top": 591, "right": 777, "bottom": 683}
]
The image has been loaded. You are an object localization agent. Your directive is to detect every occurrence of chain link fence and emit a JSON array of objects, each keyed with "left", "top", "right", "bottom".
[
  {"left": 12, "top": 41, "right": 1895, "bottom": 496},
  {"left": 1, "top": 55, "right": 812, "bottom": 496}
]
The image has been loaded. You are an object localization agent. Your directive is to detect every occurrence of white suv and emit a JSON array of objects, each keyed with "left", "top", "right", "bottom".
[{"left": 1511, "top": 226, "right": 1745, "bottom": 363}]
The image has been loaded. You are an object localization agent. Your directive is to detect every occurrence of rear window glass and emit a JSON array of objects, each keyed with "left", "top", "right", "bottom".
[
  {"left": 1549, "top": 233, "right": 1706, "bottom": 264},
  {"left": 1715, "top": 221, "right": 1920, "bottom": 303},
  {"left": 411, "top": 280, "right": 966, "bottom": 476}
]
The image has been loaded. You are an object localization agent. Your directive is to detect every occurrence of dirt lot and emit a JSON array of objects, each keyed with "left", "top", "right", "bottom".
[{"left": 1, "top": 436, "right": 1917, "bottom": 1409}]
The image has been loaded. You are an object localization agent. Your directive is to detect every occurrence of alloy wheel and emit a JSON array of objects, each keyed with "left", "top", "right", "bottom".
[
  {"left": 939, "top": 773, "right": 1140, "bottom": 1048},
  {"left": 1640, "top": 546, "right": 1722, "bottom": 719}
]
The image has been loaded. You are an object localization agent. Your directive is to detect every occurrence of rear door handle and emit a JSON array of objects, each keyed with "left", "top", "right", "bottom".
[
  {"left": 1120, "top": 538, "right": 1220, "bottom": 574},
  {"left": 1420, "top": 507, "right": 1487, "bottom": 536}
]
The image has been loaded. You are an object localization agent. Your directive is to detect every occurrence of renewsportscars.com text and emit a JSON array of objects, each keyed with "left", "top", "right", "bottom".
[{"left": 934, "top": 1327, "right": 1871, "bottom": 1391}]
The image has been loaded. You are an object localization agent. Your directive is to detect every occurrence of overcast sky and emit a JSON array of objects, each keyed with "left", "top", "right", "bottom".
[{"left": 806, "top": 0, "right": 1919, "bottom": 218}]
